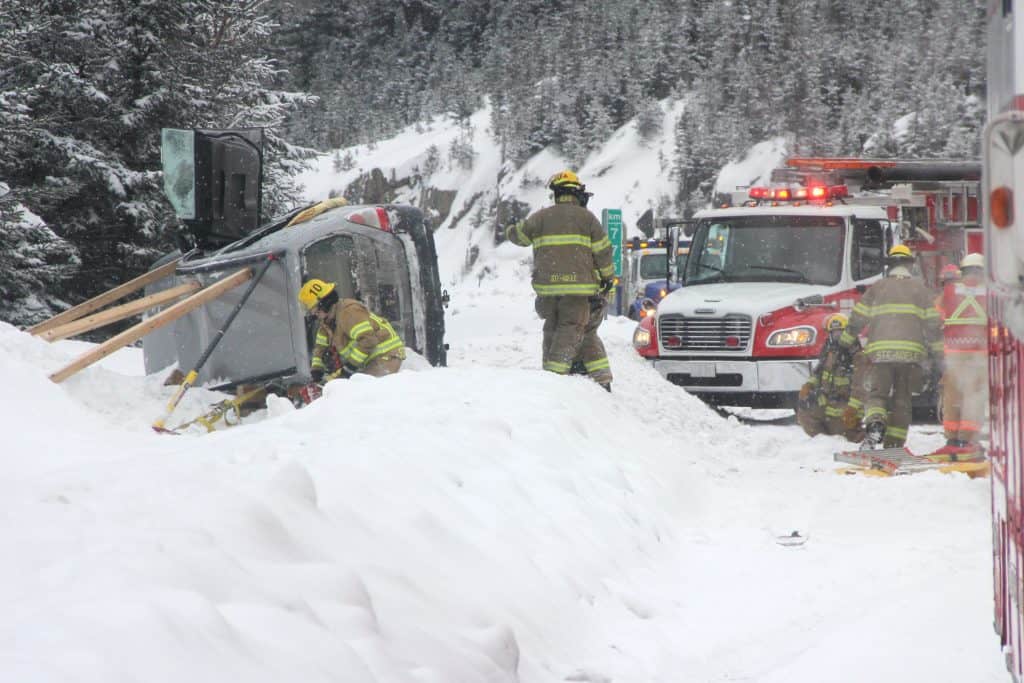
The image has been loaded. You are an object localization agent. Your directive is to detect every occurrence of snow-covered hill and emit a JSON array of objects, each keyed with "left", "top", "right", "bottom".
[{"left": 295, "top": 99, "right": 788, "bottom": 285}]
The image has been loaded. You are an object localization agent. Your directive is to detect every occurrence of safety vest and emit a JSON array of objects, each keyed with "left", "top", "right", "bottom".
[{"left": 940, "top": 281, "right": 987, "bottom": 353}]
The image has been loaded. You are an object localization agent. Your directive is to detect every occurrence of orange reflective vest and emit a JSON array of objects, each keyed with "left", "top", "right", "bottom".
[{"left": 939, "top": 281, "right": 987, "bottom": 353}]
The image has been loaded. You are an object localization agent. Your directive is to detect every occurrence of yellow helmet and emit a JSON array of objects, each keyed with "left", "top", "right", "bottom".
[
  {"left": 888, "top": 244, "right": 913, "bottom": 259},
  {"left": 824, "top": 313, "right": 847, "bottom": 332},
  {"left": 298, "top": 278, "right": 336, "bottom": 311},
  {"left": 548, "top": 170, "right": 583, "bottom": 192}
]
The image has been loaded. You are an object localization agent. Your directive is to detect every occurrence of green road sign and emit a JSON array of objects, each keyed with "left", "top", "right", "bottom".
[{"left": 602, "top": 208, "right": 624, "bottom": 277}]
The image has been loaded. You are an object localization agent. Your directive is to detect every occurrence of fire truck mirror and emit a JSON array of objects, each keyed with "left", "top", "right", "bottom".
[{"left": 795, "top": 294, "right": 824, "bottom": 311}]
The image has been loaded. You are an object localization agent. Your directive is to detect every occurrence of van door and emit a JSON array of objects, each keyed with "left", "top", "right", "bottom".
[{"left": 371, "top": 237, "right": 415, "bottom": 347}]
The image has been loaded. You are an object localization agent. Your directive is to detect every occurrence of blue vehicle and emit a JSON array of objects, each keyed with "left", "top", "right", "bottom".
[{"left": 622, "top": 239, "right": 690, "bottom": 319}]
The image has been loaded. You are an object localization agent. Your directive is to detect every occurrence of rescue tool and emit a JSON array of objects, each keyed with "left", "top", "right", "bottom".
[{"left": 833, "top": 447, "right": 989, "bottom": 478}]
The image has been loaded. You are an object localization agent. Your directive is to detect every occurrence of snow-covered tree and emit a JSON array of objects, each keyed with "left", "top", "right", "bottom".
[{"left": 0, "top": 0, "right": 315, "bottom": 322}]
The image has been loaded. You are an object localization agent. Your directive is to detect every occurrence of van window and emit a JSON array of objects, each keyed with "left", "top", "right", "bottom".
[
  {"left": 374, "top": 241, "right": 409, "bottom": 323},
  {"left": 302, "top": 234, "right": 356, "bottom": 299},
  {"left": 852, "top": 219, "right": 884, "bottom": 280}
]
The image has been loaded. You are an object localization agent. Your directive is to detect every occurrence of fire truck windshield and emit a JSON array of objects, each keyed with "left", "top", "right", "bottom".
[{"left": 683, "top": 215, "right": 845, "bottom": 286}]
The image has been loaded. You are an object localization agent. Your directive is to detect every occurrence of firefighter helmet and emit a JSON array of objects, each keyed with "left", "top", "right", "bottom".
[
  {"left": 824, "top": 313, "right": 848, "bottom": 332},
  {"left": 960, "top": 252, "right": 984, "bottom": 270},
  {"left": 939, "top": 263, "right": 962, "bottom": 283},
  {"left": 888, "top": 244, "right": 913, "bottom": 259},
  {"left": 548, "top": 170, "right": 583, "bottom": 192},
  {"left": 298, "top": 278, "right": 336, "bottom": 311}
]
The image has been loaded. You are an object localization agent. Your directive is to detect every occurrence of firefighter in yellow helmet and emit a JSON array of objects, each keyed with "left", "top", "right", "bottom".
[
  {"left": 796, "top": 313, "right": 866, "bottom": 443},
  {"left": 296, "top": 279, "right": 405, "bottom": 400},
  {"left": 504, "top": 170, "right": 615, "bottom": 389},
  {"left": 839, "top": 244, "right": 943, "bottom": 449}
]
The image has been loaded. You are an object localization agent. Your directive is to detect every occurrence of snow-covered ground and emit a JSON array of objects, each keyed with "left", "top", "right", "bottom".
[
  {"left": 0, "top": 259, "right": 1008, "bottom": 682},
  {"left": 3, "top": 99, "right": 1007, "bottom": 682}
]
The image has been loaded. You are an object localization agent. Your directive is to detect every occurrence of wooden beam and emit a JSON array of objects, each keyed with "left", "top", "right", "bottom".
[
  {"left": 49, "top": 267, "right": 252, "bottom": 384},
  {"left": 28, "top": 258, "right": 181, "bottom": 336},
  {"left": 40, "top": 282, "right": 202, "bottom": 343}
]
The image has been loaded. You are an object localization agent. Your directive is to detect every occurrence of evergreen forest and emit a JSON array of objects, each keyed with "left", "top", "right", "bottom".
[{"left": 0, "top": 0, "right": 986, "bottom": 326}]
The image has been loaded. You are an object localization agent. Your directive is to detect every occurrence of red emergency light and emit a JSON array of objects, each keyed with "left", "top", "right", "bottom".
[{"left": 747, "top": 184, "right": 849, "bottom": 203}]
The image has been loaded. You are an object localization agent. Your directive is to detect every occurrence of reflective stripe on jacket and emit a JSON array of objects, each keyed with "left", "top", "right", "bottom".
[
  {"left": 940, "top": 281, "right": 987, "bottom": 353},
  {"left": 506, "top": 195, "right": 614, "bottom": 296},
  {"left": 313, "top": 299, "right": 405, "bottom": 373},
  {"left": 840, "top": 273, "right": 942, "bottom": 364}
]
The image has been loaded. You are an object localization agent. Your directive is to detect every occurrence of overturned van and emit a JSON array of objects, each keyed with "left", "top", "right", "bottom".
[{"left": 142, "top": 128, "right": 446, "bottom": 388}]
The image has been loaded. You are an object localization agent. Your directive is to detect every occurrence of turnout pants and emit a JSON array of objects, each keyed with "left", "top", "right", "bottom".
[
  {"left": 797, "top": 400, "right": 863, "bottom": 443},
  {"left": 941, "top": 352, "right": 988, "bottom": 444},
  {"left": 863, "top": 362, "right": 923, "bottom": 448},
  {"left": 536, "top": 295, "right": 591, "bottom": 375},
  {"left": 363, "top": 354, "right": 403, "bottom": 377},
  {"left": 575, "top": 296, "right": 613, "bottom": 384}
]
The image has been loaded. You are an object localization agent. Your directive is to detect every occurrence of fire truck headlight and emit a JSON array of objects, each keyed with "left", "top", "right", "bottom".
[
  {"left": 766, "top": 326, "right": 817, "bottom": 347},
  {"left": 633, "top": 327, "right": 652, "bottom": 348}
]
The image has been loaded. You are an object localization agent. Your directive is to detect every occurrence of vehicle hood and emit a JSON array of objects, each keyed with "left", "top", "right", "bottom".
[{"left": 658, "top": 281, "right": 830, "bottom": 317}]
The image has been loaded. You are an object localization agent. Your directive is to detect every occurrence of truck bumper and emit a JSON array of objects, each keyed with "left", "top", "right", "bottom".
[{"left": 650, "top": 358, "right": 815, "bottom": 407}]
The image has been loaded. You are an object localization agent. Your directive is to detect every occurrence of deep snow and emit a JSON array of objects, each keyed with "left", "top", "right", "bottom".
[
  {"left": 0, "top": 263, "right": 1008, "bottom": 681},
  {"left": 1, "top": 100, "right": 1008, "bottom": 682}
]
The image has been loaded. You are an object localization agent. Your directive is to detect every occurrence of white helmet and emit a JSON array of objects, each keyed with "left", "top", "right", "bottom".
[{"left": 960, "top": 253, "right": 984, "bottom": 270}]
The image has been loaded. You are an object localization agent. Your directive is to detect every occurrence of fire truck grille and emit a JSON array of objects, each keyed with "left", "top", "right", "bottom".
[{"left": 659, "top": 314, "right": 753, "bottom": 351}]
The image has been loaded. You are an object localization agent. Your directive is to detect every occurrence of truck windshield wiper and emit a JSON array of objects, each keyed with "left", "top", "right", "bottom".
[{"left": 741, "top": 265, "right": 810, "bottom": 283}]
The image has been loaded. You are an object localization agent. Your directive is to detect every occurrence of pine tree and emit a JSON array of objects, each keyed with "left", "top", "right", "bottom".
[{"left": 0, "top": 0, "right": 316, "bottom": 322}]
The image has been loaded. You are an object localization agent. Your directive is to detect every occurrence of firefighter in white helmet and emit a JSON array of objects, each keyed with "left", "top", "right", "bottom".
[{"left": 933, "top": 253, "right": 988, "bottom": 457}]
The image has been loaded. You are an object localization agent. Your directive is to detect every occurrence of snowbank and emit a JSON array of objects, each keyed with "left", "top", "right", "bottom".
[{"left": 0, "top": 275, "right": 1007, "bottom": 681}]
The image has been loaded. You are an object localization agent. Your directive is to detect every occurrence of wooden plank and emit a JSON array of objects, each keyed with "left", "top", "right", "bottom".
[
  {"left": 28, "top": 258, "right": 181, "bottom": 336},
  {"left": 40, "top": 282, "right": 202, "bottom": 342},
  {"left": 49, "top": 267, "right": 252, "bottom": 384}
]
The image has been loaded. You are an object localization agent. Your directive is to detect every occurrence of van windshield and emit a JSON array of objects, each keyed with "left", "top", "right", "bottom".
[
  {"left": 639, "top": 250, "right": 689, "bottom": 280},
  {"left": 683, "top": 215, "right": 845, "bottom": 286}
]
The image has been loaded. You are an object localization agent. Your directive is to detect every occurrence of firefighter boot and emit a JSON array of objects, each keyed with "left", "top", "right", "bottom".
[{"left": 860, "top": 419, "right": 885, "bottom": 451}]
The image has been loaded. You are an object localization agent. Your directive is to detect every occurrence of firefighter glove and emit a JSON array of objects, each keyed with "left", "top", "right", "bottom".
[
  {"left": 310, "top": 368, "right": 324, "bottom": 383},
  {"left": 599, "top": 278, "right": 614, "bottom": 295},
  {"left": 798, "top": 383, "right": 812, "bottom": 401}
]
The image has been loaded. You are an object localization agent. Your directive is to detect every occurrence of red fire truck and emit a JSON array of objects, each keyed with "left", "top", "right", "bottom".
[
  {"left": 986, "top": 1, "right": 1024, "bottom": 679},
  {"left": 633, "top": 158, "right": 981, "bottom": 408}
]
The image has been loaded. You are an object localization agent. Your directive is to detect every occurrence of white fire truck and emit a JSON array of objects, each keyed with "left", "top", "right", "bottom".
[
  {"left": 985, "top": 1, "right": 1024, "bottom": 679},
  {"left": 632, "top": 157, "right": 981, "bottom": 408}
]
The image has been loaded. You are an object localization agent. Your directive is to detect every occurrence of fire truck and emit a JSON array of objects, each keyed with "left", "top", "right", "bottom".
[
  {"left": 985, "top": 1, "right": 1024, "bottom": 679},
  {"left": 632, "top": 157, "right": 981, "bottom": 408}
]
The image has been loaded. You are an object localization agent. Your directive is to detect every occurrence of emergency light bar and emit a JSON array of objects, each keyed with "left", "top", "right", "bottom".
[{"left": 747, "top": 184, "right": 849, "bottom": 202}]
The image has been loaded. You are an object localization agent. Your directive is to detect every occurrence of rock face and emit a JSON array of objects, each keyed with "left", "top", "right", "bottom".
[{"left": 343, "top": 168, "right": 458, "bottom": 231}]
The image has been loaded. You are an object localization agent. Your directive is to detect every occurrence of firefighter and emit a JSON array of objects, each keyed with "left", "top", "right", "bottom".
[
  {"left": 796, "top": 314, "right": 865, "bottom": 442},
  {"left": 839, "top": 244, "right": 943, "bottom": 449},
  {"left": 568, "top": 290, "right": 614, "bottom": 387},
  {"left": 505, "top": 170, "right": 615, "bottom": 389},
  {"left": 296, "top": 279, "right": 405, "bottom": 400},
  {"left": 934, "top": 253, "right": 988, "bottom": 456}
]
